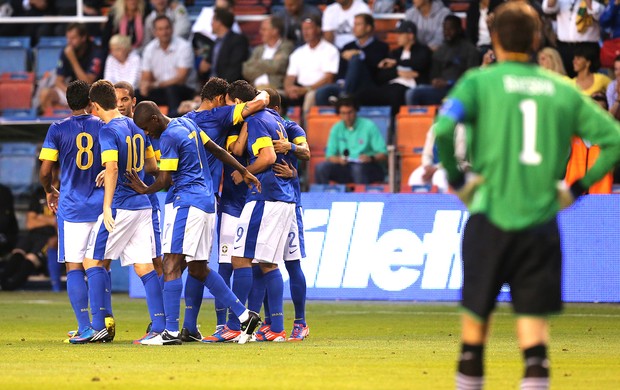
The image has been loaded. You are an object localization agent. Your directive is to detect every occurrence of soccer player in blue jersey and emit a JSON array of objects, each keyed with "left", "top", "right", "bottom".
[
  {"left": 70, "top": 80, "right": 166, "bottom": 344},
  {"left": 39, "top": 80, "right": 104, "bottom": 341},
  {"left": 129, "top": 101, "right": 263, "bottom": 345},
  {"left": 180, "top": 78, "right": 269, "bottom": 342}
]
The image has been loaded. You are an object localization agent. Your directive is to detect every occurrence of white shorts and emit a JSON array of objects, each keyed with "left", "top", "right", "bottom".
[
  {"left": 217, "top": 212, "right": 239, "bottom": 264},
  {"left": 232, "top": 200, "right": 296, "bottom": 263},
  {"left": 57, "top": 217, "right": 96, "bottom": 264},
  {"left": 284, "top": 206, "right": 306, "bottom": 261},
  {"left": 162, "top": 203, "right": 215, "bottom": 262},
  {"left": 85, "top": 208, "right": 153, "bottom": 266}
]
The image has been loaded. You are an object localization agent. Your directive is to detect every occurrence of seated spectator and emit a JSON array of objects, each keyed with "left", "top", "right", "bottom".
[
  {"left": 357, "top": 20, "right": 432, "bottom": 115},
  {"left": 404, "top": 0, "right": 451, "bottom": 51},
  {"left": 101, "top": 0, "right": 146, "bottom": 54},
  {"left": 191, "top": 0, "right": 241, "bottom": 41},
  {"left": 0, "top": 186, "right": 57, "bottom": 291},
  {"left": 104, "top": 34, "right": 141, "bottom": 89},
  {"left": 38, "top": 23, "right": 104, "bottom": 112},
  {"left": 315, "top": 13, "right": 390, "bottom": 105},
  {"left": 405, "top": 15, "right": 479, "bottom": 106},
  {"left": 570, "top": 45, "right": 611, "bottom": 96},
  {"left": 242, "top": 16, "right": 294, "bottom": 92},
  {"left": 537, "top": 47, "right": 567, "bottom": 75},
  {"left": 143, "top": 0, "right": 190, "bottom": 46},
  {"left": 274, "top": 0, "right": 323, "bottom": 47},
  {"left": 0, "top": 184, "right": 18, "bottom": 258},
  {"left": 372, "top": 0, "right": 405, "bottom": 13},
  {"left": 0, "top": 0, "right": 52, "bottom": 45},
  {"left": 284, "top": 15, "right": 340, "bottom": 117},
  {"left": 199, "top": 7, "right": 248, "bottom": 83},
  {"left": 322, "top": 0, "right": 372, "bottom": 49},
  {"left": 600, "top": 0, "right": 620, "bottom": 39},
  {"left": 607, "top": 55, "right": 620, "bottom": 113},
  {"left": 315, "top": 97, "right": 387, "bottom": 184},
  {"left": 140, "top": 15, "right": 196, "bottom": 117}
]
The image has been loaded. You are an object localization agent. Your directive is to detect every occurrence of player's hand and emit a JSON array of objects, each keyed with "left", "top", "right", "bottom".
[
  {"left": 273, "top": 130, "right": 290, "bottom": 154},
  {"left": 103, "top": 206, "right": 115, "bottom": 233},
  {"left": 454, "top": 174, "right": 484, "bottom": 207},
  {"left": 421, "top": 165, "right": 438, "bottom": 182},
  {"left": 95, "top": 170, "right": 105, "bottom": 187},
  {"left": 46, "top": 187, "right": 60, "bottom": 214},
  {"left": 231, "top": 170, "right": 243, "bottom": 185},
  {"left": 273, "top": 161, "right": 296, "bottom": 178},
  {"left": 241, "top": 170, "right": 261, "bottom": 192},
  {"left": 124, "top": 168, "right": 148, "bottom": 194},
  {"left": 557, "top": 180, "right": 585, "bottom": 210}
]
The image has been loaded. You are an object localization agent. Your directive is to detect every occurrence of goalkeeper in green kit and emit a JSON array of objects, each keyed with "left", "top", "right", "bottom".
[{"left": 433, "top": 2, "right": 620, "bottom": 390}]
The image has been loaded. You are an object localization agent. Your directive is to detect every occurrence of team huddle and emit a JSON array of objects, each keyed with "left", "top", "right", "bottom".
[{"left": 39, "top": 77, "right": 311, "bottom": 345}]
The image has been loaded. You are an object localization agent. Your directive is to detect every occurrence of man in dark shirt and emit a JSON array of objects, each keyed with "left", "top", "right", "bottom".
[{"left": 0, "top": 184, "right": 18, "bottom": 257}]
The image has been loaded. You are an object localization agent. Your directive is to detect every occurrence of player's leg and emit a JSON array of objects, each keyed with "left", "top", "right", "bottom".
[
  {"left": 182, "top": 260, "right": 206, "bottom": 341},
  {"left": 151, "top": 208, "right": 164, "bottom": 289},
  {"left": 214, "top": 211, "right": 235, "bottom": 331},
  {"left": 285, "top": 206, "right": 309, "bottom": 341},
  {"left": 247, "top": 263, "right": 265, "bottom": 314},
  {"left": 101, "top": 258, "right": 114, "bottom": 334}
]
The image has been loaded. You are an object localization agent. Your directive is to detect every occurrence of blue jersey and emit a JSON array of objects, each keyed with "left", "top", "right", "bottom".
[
  {"left": 40, "top": 115, "right": 104, "bottom": 222},
  {"left": 100, "top": 117, "right": 152, "bottom": 210},
  {"left": 221, "top": 124, "right": 249, "bottom": 217},
  {"left": 282, "top": 119, "right": 307, "bottom": 206},
  {"left": 159, "top": 117, "right": 216, "bottom": 213},
  {"left": 144, "top": 136, "right": 161, "bottom": 212},
  {"left": 245, "top": 108, "right": 295, "bottom": 203},
  {"left": 184, "top": 104, "right": 245, "bottom": 194}
]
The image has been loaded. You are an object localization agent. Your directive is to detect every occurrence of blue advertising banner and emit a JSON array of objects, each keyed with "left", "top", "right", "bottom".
[{"left": 129, "top": 193, "right": 620, "bottom": 302}]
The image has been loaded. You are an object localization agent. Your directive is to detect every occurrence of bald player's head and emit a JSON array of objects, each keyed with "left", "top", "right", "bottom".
[{"left": 133, "top": 101, "right": 167, "bottom": 138}]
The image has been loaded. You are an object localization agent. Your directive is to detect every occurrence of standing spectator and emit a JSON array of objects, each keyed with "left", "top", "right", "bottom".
[
  {"left": 104, "top": 34, "right": 142, "bottom": 89},
  {"left": 322, "top": 0, "right": 372, "bottom": 49},
  {"left": 190, "top": 0, "right": 241, "bottom": 41},
  {"left": 542, "top": 0, "right": 604, "bottom": 77},
  {"left": 101, "top": 0, "right": 146, "bottom": 53},
  {"left": 143, "top": 0, "right": 190, "bottom": 46},
  {"left": 140, "top": 15, "right": 196, "bottom": 117},
  {"left": 274, "top": 0, "right": 322, "bottom": 48},
  {"left": 570, "top": 45, "right": 611, "bottom": 96},
  {"left": 537, "top": 47, "right": 567, "bottom": 75},
  {"left": 315, "top": 97, "right": 387, "bottom": 184},
  {"left": 404, "top": 0, "right": 451, "bottom": 51},
  {"left": 0, "top": 184, "right": 18, "bottom": 257},
  {"left": 315, "top": 13, "right": 390, "bottom": 105},
  {"left": 0, "top": 0, "right": 52, "bottom": 45},
  {"left": 406, "top": 15, "right": 479, "bottom": 106},
  {"left": 465, "top": 0, "right": 503, "bottom": 57},
  {"left": 38, "top": 23, "right": 104, "bottom": 112},
  {"left": 606, "top": 55, "right": 620, "bottom": 111},
  {"left": 284, "top": 15, "right": 340, "bottom": 116},
  {"left": 199, "top": 7, "right": 248, "bottom": 83},
  {"left": 242, "top": 16, "right": 294, "bottom": 92}
]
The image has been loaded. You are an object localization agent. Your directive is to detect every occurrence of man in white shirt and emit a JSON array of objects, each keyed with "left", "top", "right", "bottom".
[
  {"left": 143, "top": 0, "right": 190, "bottom": 47},
  {"left": 322, "top": 0, "right": 372, "bottom": 49}
]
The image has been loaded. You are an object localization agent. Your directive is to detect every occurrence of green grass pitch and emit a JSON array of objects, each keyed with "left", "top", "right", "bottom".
[{"left": 0, "top": 292, "right": 618, "bottom": 389}]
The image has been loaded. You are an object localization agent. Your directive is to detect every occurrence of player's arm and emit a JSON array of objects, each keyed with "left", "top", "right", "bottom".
[
  {"left": 39, "top": 160, "right": 60, "bottom": 214},
  {"left": 144, "top": 155, "right": 159, "bottom": 176},
  {"left": 25, "top": 210, "right": 56, "bottom": 230},
  {"left": 273, "top": 131, "right": 311, "bottom": 161},
  {"left": 273, "top": 161, "right": 298, "bottom": 178},
  {"left": 229, "top": 122, "right": 249, "bottom": 157},
  {"left": 102, "top": 161, "right": 118, "bottom": 232},
  {"left": 240, "top": 90, "right": 270, "bottom": 120},
  {"left": 125, "top": 169, "right": 172, "bottom": 194},
  {"left": 434, "top": 99, "right": 466, "bottom": 187},
  {"left": 205, "top": 139, "right": 261, "bottom": 191}
]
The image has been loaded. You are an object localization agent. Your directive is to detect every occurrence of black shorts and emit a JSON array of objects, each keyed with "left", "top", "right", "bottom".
[{"left": 461, "top": 214, "right": 563, "bottom": 321}]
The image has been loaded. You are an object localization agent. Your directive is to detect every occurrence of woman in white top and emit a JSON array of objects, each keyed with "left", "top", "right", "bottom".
[{"left": 104, "top": 34, "right": 142, "bottom": 89}]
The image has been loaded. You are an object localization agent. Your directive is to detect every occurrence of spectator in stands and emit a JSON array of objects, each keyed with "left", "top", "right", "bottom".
[
  {"left": 284, "top": 15, "right": 340, "bottom": 117},
  {"left": 465, "top": 0, "right": 502, "bottom": 58},
  {"left": 101, "top": 0, "right": 146, "bottom": 54},
  {"left": 0, "top": 185, "right": 57, "bottom": 291},
  {"left": 537, "top": 47, "right": 567, "bottom": 75},
  {"left": 542, "top": 0, "right": 603, "bottom": 78},
  {"left": 315, "top": 97, "right": 387, "bottom": 184},
  {"left": 606, "top": 56, "right": 620, "bottom": 111},
  {"left": 143, "top": 0, "right": 190, "bottom": 46},
  {"left": 274, "top": 0, "right": 322, "bottom": 48},
  {"left": 104, "top": 34, "right": 141, "bottom": 89},
  {"left": 600, "top": 0, "right": 620, "bottom": 38},
  {"left": 38, "top": 23, "right": 104, "bottom": 112},
  {"left": 0, "top": 184, "right": 18, "bottom": 258},
  {"left": 570, "top": 45, "right": 611, "bottom": 96},
  {"left": 53, "top": 0, "right": 104, "bottom": 37},
  {"left": 0, "top": 0, "right": 52, "bottom": 45},
  {"left": 191, "top": 0, "right": 240, "bottom": 41},
  {"left": 198, "top": 7, "right": 248, "bottom": 83},
  {"left": 405, "top": 15, "right": 479, "bottom": 106},
  {"left": 242, "top": 16, "right": 294, "bottom": 92},
  {"left": 140, "top": 15, "right": 196, "bottom": 117},
  {"left": 357, "top": 20, "right": 432, "bottom": 115},
  {"left": 372, "top": 0, "right": 405, "bottom": 13},
  {"left": 315, "top": 13, "right": 390, "bottom": 106},
  {"left": 322, "top": 0, "right": 372, "bottom": 49},
  {"left": 404, "top": 0, "right": 451, "bottom": 51}
]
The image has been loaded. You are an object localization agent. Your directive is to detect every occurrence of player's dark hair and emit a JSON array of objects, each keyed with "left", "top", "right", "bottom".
[
  {"left": 66, "top": 23, "right": 88, "bottom": 37},
  {"left": 89, "top": 80, "right": 117, "bottom": 110},
  {"left": 114, "top": 81, "right": 135, "bottom": 99},
  {"left": 66, "top": 80, "right": 91, "bottom": 111},
  {"left": 335, "top": 96, "right": 359, "bottom": 113},
  {"left": 227, "top": 80, "right": 257, "bottom": 103},
  {"left": 573, "top": 44, "right": 600, "bottom": 73},
  {"left": 491, "top": 2, "right": 541, "bottom": 54},
  {"left": 356, "top": 13, "right": 374, "bottom": 30},
  {"left": 200, "top": 77, "right": 229, "bottom": 101},
  {"left": 214, "top": 7, "right": 235, "bottom": 29},
  {"left": 265, "top": 88, "right": 281, "bottom": 110}
]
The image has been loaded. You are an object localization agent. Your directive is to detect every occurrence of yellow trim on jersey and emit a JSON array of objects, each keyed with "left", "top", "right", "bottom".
[
  {"left": 101, "top": 150, "right": 118, "bottom": 164},
  {"left": 154, "top": 149, "right": 161, "bottom": 161},
  {"left": 145, "top": 145, "right": 155, "bottom": 159},
  {"left": 39, "top": 148, "right": 59, "bottom": 161},
  {"left": 252, "top": 136, "right": 274, "bottom": 157},
  {"left": 160, "top": 158, "right": 179, "bottom": 171},
  {"left": 200, "top": 130, "right": 210, "bottom": 145},
  {"left": 226, "top": 135, "right": 239, "bottom": 151},
  {"left": 233, "top": 103, "right": 246, "bottom": 125},
  {"left": 292, "top": 136, "right": 307, "bottom": 145}
]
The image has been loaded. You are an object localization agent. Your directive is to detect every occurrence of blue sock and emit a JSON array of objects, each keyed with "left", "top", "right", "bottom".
[
  {"left": 263, "top": 293, "right": 271, "bottom": 326},
  {"left": 66, "top": 269, "right": 90, "bottom": 333},
  {"left": 47, "top": 248, "right": 61, "bottom": 292},
  {"left": 141, "top": 270, "right": 166, "bottom": 333},
  {"left": 215, "top": 263, "right": 233, "bottom": 326},
  {"left": 226, "top": 267, "right": 253, "bottom": 330},
  {"left": 264, "top": 268, "right": 284, "bottom": 333},
  {"left": 158, "top": 274, "right": 164, "bottom": 291},
  {"left": 163, "top": 278, "right": 183, "bottom": 332},
  {"left": 182, "top": 275, "right": 204, "bottom": 333},
  {"left": 104, "top": 270, "right": 113, "bottom": 317},
  {"left": 285, "top": 260, "right": 307, "bottom": 325},
  {"left": 205, "top": 270, "right": 247, "bottom": 327},
  {"left": 247, "top": 265, "right": 265, "bottom": 313},
  {"left": 85, "top": 267, "right": 107, "bottom": 331}
]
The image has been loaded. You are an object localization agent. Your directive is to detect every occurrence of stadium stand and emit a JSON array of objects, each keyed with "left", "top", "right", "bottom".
[
  {"left": 0, "top": 72, "right": 35, "bottom": 112},
  {"left": 34, "top": 37, "right": 67, "bottom": 80},
  {"left": 0, "top": 142, "right": 39, "bottom": 203},
  {"left": 0, "top": 37, "right": 31, "bottom": 74}
]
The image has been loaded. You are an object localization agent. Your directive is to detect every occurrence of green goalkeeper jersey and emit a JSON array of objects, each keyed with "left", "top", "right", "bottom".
[{"left": 434, "top": 61, "right": 620, "bottom": 230}]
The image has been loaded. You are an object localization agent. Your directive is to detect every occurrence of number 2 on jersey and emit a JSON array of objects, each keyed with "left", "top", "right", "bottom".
[
  {"left": 519, "top": 99, "right": 542, "bottom": 166},
  {"left": 125, "top": 134, "right": 145, "bottom": 172}
]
